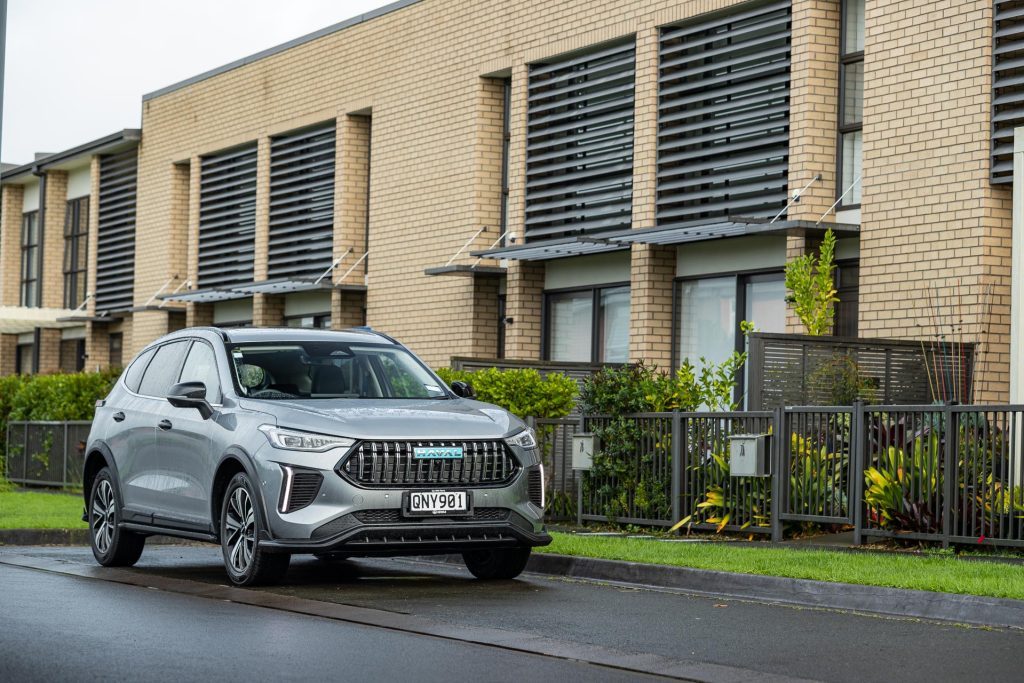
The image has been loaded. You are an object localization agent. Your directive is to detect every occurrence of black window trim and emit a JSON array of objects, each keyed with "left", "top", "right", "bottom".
[
  {"left": 672, "top": 267, "right": 785, "bottom": 404},
  {"left": 836, "top": 0, "right": 864, "bottom": 210},
  {"left": 175, "top": 338, "right": 224, "bottom": 406},
  {"left": 542, "top": 281, "right": 631, "bottom": 363},
  {"left": 130, "top": 340, "right": 190, "bottom": 399},
  {"left": 20, "top": 210, "right": 41, "bottom": 308},
  {"left": 63, "top": 196, "right": 90, "bottom": 310}
]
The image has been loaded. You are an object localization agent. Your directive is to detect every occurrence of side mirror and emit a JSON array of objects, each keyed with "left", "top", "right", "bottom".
[
  {"left": 167, "top": 381, "right": 214, "bottom": 420},
  {"left": 449, "top": 380, "right": 475, "bottom": 399}
]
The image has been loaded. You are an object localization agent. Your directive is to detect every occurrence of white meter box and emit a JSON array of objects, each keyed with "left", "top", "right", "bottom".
[
  {"left": 728, "top": 434, "right": 770, "bottom": 477},
  {"left": 571, "top": 433, "right": 597, "bottom": 470}
]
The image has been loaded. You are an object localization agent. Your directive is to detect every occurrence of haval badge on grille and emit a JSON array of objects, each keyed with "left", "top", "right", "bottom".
[{"left": 413, "top": 446, "right": 464, "bottom": 459}]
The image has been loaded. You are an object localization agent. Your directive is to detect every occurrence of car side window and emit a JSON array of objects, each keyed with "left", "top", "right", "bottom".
[
  {"left": 137, "top": 341, "right": 189, "bottom": 398},
  {"left": 122, "top": 348, "right": 156, "bottom": 393},
  {"left": 178, "top": 341, "right": 222, "bottom": 403}
]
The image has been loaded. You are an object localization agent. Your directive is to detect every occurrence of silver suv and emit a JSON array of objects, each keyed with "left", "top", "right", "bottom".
[{"left": 83, "top": 327, "right": 550, "bottom": 585}]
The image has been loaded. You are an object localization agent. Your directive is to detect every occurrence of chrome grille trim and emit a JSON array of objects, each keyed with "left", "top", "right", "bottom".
[{"left": 338, "top": 440, "right": 519, "bottom": 488}]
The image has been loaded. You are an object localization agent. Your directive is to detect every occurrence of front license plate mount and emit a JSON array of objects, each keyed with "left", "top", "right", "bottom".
[{"left": 403, "top": 490, "right": 472, "bottom": 517}]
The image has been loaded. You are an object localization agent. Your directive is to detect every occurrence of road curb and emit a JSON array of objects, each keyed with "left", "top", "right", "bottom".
[
  {"left": 516, "top": 553, "right": 1024, "bottom": 630},
  {"left": 0, "top": 529, "right": 197, "bottom": 547}
]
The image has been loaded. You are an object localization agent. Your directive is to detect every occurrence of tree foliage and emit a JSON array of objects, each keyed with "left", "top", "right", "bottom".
[{"left": 784, "top": 228, "right": 838, "bottom": 336}]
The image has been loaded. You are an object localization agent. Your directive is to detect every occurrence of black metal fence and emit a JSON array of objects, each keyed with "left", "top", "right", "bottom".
[
  {"left": 565, "top": 403, "right": 1024, "bottom": 549},
  {"left": 5, "top": 421, "right": 92, "bottom": 487},
  {"left": 747, "top": 333, "right": 975, "bottom": 410}
]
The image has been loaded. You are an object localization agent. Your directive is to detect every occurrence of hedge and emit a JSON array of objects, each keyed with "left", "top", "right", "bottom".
[{"left": 435, "top": 367, "right": 577, "bottom": 420}]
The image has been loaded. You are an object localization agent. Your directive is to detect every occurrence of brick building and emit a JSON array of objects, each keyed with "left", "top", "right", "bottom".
[{"left": 0, "top": 0, "right": 1017, "bottom": 401}]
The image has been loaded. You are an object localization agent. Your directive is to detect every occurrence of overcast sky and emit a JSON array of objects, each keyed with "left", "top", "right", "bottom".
[{"left": 2, "top": 0, "right": 394, "bottom": 164}]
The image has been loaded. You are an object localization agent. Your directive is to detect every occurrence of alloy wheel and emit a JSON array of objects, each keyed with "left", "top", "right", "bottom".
[
  {"left": 91, "top": 479, "right": 116, "bottom": 555},
  {"left": 225, "top": 486, "right": 256, "bottom": 575}
]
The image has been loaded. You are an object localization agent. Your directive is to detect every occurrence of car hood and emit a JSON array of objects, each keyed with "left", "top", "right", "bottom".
[{"left": 238, "top": 397, "right": 526, "bottom": 440}]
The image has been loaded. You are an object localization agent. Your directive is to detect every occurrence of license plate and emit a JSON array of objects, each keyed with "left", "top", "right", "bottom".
[{"left": 405, "top": 490, "right": 470, "bottom": 516}]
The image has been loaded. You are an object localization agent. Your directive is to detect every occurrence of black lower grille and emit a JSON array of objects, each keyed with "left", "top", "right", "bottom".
[
  {"left": 283, "top": 470, "right": 322, "bottom": 513},
  {"left": 339, "top": 440, "right": 518, "bottom": 487},
  {"left": 527, "top": 466, "right": 544, "bottom": 508},
  {"left": 354, "top": 508, "right": 510, "bottom": 524}
]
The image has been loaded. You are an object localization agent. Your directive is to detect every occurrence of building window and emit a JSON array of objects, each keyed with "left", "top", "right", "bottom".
[
  {"left": 838, "top": 0, "right": 864, "bottom": 207},
  {"left": 834, "top": 260, "right": 859, "bottom": 337},
  {"left": 20, "top": 211, "right": 41, "bottom": 307},
  {"left": 64, "top": 197, "right": 89, "bottom": 309},
  {"left": 15, "top": 343, "right": 33, "bottom": 374},
  {"left": 109, "top": 333, "right": 124, "bottom": 368},
  {"left": 544, "top": 284, "right": 630, "bottom": 363},
  {"left": 285, "top": 314, "right": 331, "bottom": 329},
  {"left": 676, "top": 272, "right": 786, "bottom": 399}
]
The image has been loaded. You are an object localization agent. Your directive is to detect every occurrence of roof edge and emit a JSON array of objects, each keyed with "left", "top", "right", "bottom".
[
  {"left": 1, "top": 129, "right": 141, "bottom": 182},
  {"left": 142, "top": 0, "right": 422, "bottom": 102}
]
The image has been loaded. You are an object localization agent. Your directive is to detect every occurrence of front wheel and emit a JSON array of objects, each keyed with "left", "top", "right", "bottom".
[
  {"left": 221, "top": 472, "right": 290, "bottom": 586},
  {"left": 89, "top": 467, "right": 145, "bottom": 567},
  {"left": 462, "top": 547, "right": 532, "bottom": 580}
]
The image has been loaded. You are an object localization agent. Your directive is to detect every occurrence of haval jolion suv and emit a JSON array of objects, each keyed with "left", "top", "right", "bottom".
[{"left": 83, "top": 327, "right": 550, "bottom": 585}]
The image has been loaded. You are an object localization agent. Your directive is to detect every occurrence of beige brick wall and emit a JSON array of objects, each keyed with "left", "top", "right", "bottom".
[
  {"left": 0, "top": 334, "right": 16, "bottom": 375},
  {"left": 504, "top": 261, "right": 544, "bottom": 358},
  {"left": 136, "top": 0, "right": 752, "bottom": 367},
  {"left": 253, "top": 293, "right": 285, "bottom": 327},
  {"left": 332, "top": 289, "right": 366, "bottom": 329},
  {"left": 41, "top": 171, "right": 68, "bottom": 310},
  {"left": 37, "top": 328, "right": 62, "bottom": 374},
  {"left": 0, "top": 184, "right": 24, "bottom": 306},
  {"left": 86, "top": 156, "right": 101, "bottom": 317},
  {"left": 629, "top": 244, "right": 675, "bottom": 367},
  {"left": 859, "top": 0, "right": 1010, "bottom": 402}
]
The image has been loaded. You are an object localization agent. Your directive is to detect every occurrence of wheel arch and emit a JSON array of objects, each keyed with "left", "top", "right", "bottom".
[
  {"left": 82, "top": 443, "right": 121, "bottom": 512},
  {"left": 211, "top": 448, "right": 272, "bottom": 542}
]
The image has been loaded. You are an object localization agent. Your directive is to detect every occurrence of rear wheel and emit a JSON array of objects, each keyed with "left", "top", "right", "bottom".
[
  {"left": 221, "top": 472, "right": 290, "bottom": 586},
  {"left": 462, "top": 547, "right": 532, "bottom": 580},
  {"left": 88, "top": 467, "right": 145, "bottom": 567}
]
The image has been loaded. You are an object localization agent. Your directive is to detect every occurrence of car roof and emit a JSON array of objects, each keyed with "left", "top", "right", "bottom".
[{"left": 163, "top": 326, "right": 399, "bottom": 346}]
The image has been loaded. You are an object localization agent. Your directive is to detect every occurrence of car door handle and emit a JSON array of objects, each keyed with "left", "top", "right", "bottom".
[
  {"left": 113, "top": 412, "right": 125, "bottom": 422},
  {"left": 158, "top": 419, "right": 173, "bottom": 431}
]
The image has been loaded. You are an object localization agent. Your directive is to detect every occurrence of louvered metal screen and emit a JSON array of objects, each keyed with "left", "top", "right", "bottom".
[
  {"left": 525, "top": 40, "right": 635, "bottom": 241},
  {"left": 95, "top": 149, "right": 138, "bottom": 312},
  {"left": 198, "top": 144, "right": 257, "bottom": 289},
  {"left": 269, "top": 124, "right": 336, "bottom": 278},
  {"left": 658, "top": 0, "right": 792, "bottom": 226},
  {"left": 993, "top": 0, "right": 1024, "bottom": 183}
]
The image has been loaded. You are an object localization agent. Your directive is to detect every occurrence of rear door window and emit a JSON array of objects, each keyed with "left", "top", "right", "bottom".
[
  {"left": 137, "top": 341, "right": 189, "bottom": 398},
  {"left": 122, "top": 348, "right": 156, "bottom": 393}
]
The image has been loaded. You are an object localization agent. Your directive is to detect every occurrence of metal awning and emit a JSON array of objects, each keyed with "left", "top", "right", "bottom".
[
  {"left": 161, "top": 280, "right": 367, "bottom": 303},
  {"left": 608, "top": 217, "right": 860, "bottom": 246},
  {"left": 423, "top": 265, "right": 507, "bottom": 277},
  {"left": 471, "top": 236, "right": 628, "bottom": 262},
  {"left": 0, "top": 306, "right": 84, "bottom": 335}
]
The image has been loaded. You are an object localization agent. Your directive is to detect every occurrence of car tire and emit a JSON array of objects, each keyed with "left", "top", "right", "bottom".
[
  {"left": 221, "top": 472, "right": 290, "bottom": 586},
  {"left": 462, "top": 547, "right": 532, "bottom": 580},
  {"left": 88, "top": 467, "right": 145, "bottom": 567}
]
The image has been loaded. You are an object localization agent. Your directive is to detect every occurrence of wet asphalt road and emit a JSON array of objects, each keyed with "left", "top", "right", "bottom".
[{"left": 1, "top": 544, "right": 1022, "bottom": 682}]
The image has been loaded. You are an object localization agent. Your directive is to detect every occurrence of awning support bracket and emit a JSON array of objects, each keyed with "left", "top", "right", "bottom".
[{"left": 314, "top": 248, "right": 352, "bottom": 286}]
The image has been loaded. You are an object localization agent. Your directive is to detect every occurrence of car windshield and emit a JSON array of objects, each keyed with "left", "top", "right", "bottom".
[{"left": 227, "top": 342, "right": 449, "bottom": 400}]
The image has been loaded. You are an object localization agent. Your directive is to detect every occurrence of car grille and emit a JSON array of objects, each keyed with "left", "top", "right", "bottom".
[
  {"left": 283, "top": 470, "right": 322, "bottom": 513},
  {"left": 338, "top": 440, "right": 519, "bottom": 488},
  {"left": 354, "top": 508, "right": 511, "bottom": 524}
]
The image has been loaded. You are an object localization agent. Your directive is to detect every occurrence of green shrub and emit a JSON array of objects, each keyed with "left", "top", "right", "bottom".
[
  {"left": 435, "top": 367, "right": 577, "bottom": 420},
  {"left": 0, "top": 370, "right": 120, "bottom": 487}
]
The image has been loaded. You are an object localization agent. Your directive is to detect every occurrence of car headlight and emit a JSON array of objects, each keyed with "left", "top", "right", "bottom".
[
  {"left": 505, "top": 428, "right": 538, "bottom": 450},
  {"left": 258, "top": 425, "right": 354, "bottom": 452}
]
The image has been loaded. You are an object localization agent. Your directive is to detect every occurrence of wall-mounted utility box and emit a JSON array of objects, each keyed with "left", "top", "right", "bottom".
[
  {"left": 571, "top": 432, "right": 597, "bottom": 470},
  {"left": 728, "top": 434, "right": 770, "bottom": 477}
]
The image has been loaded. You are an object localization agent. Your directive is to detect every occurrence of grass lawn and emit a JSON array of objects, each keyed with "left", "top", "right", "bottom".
[
  {"left": 0, "top": 490, "right": 87, "bottom": 530},
  {"left": 539, "top": 532, "right": 1024, "bottom": 600}
]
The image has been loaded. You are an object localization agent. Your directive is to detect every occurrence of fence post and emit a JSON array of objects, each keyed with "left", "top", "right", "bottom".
[
  {"left": 577, "top": 413, "right": 585, "bottom": 527},
  {"left": 851, "top": 400, "right": 865, "bottom": 546},
  {"left": 671, "top": 412, "right": 682, "bottom": 528},
  {"left": 942, "top": 404, "right": 956, "bottom": 549},
  {"left": 62, "top": 422, "right": 69, "bottom": 488},
  {"left": 770, "top": 404, "right": 785, "bottom": 542}
]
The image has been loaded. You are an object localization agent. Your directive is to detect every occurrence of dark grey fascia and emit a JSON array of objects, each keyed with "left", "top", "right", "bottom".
[
  {"left": 1, "top": 129, "right": 141, "bottom": 183},
  {"left": 142, "top": 0, "right": 422, "bottom": 102}
]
